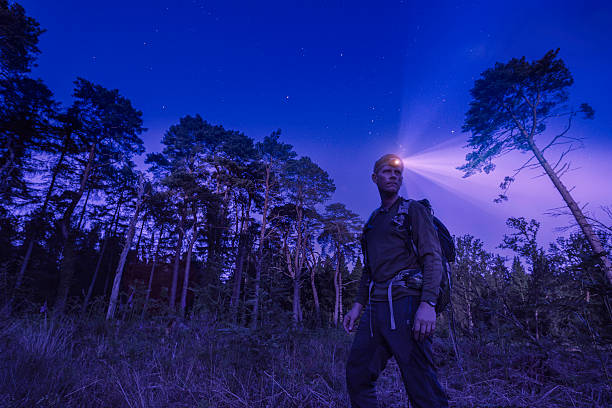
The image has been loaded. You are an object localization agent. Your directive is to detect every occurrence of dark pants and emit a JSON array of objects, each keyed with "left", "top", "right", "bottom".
[{"left": 346, "top": 295, "right": 449, "bottom": 408}]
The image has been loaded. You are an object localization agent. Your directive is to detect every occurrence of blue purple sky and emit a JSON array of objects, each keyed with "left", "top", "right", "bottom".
[{"left": 22, "top": 0, "right": 612, "bottom": 251}]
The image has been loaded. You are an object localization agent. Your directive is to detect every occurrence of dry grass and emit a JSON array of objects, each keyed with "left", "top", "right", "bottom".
[{"left": 0, "top": 313, "right": 609, "bottom": 407}]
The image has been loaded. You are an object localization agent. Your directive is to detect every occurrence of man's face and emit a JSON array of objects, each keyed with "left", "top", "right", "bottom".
[{"left": 372, "top": 164, "right": 403, "bottom": 194}]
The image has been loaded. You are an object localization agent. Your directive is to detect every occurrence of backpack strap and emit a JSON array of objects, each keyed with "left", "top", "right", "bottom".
[
  {"left": 397, "top": 198, "right": 419, "bottom": 257},
  {"left": 397, "top": 197, "right": 412, "bottom": 216}
]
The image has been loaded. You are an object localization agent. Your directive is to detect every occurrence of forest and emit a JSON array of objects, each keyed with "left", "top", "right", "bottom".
[{"left": 1, "top": 1, "right": 611, "bottom": 407}]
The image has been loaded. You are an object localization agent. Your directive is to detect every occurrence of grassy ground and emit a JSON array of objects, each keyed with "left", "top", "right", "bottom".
[{"left": 0, "top": 312, "right": 610, "bottom": 407}]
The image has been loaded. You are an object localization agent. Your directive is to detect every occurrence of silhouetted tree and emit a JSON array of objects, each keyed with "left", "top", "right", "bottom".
[
  {"left": 250, "top": 130, "right": 296, "bottom": 328},
  {"left": 54, "top": 78, "right": 144, "bottom": 313},
  {"left": 0, "top": 1, "right": 43, "bottom": 73},
  {"left": 106, "top": 173, "right": 148, "bottom": 320},
  {"left": 139, "top": 190, "right": 174, "bottom": 317},
  {"left": 460, "top": 49, "right": 612, "bottom": 287},
  {"left": 0, "top": 1, "right": 56, "bottom": 202},
  {"left": 318, "top": 203, "right": 361, "bottom": 326},
  {"left": 501, "top": 217, "right": 555, "bottom": 342},
  {"left": 453, "top": 235, "right": 491, "bottom": 336},
  {"left": 280, "top": 156, "right": 335, "bottom": 323}
]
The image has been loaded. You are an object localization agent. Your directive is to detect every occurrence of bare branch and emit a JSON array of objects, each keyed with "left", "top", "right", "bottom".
[
  {"left": 541, "top": 111, "right": 576, "bottom": 153},
  {"left": 551, "top": 145, "right": 575, "bottom": 171},
  {"left": 586, "top": 206, "right": 612, "bottom": 234},
  {"left": 521, "top": 93, "right": 535, "bottom": 109}
]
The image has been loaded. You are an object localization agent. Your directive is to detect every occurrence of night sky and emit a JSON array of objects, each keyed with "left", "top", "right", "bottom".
[{"left": 21, "top": 0, "right": 612, "bottom": 251}]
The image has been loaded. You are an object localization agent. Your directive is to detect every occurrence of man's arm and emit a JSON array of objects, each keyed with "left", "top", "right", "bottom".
[
  {"left": 409, "top": 201, "right": 443, "bottom": 340},
  {"left": 409, "top": 201, "right": 443, "bottom": 305}
]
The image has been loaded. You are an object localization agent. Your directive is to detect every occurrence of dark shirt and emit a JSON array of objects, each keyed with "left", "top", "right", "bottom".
[{"left": 355, "top": 197, "right": 443, "bottom": 304}]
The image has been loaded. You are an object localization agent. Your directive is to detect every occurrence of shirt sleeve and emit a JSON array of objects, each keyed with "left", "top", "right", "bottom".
[{"left": 409, "top": 201, "right": 443, "bottom": 304}]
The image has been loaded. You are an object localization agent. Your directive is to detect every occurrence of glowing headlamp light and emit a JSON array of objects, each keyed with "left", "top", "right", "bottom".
[{"left": 373, "top": 154, "right": 404, "bottom": 173}]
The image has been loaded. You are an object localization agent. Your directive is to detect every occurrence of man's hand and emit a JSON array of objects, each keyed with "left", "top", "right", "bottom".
[
  {"left": 343, "top": 303, "right": 364, "bottom": 334},
  {"left": 413, "top": 302, "right": 436, "bottom": 342}
]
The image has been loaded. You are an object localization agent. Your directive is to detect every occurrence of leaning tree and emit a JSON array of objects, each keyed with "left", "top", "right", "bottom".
[{"left": 459, "top": 49, "right": 612, "bottom": 289}]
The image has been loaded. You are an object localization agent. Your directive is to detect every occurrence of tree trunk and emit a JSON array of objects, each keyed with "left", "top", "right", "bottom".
[
  {"left": 134, "top": 215, "right": 146, "bottom": 261},
  {"left": 310, "top": 254, "right": 321, "bottom": 324},
  {"left": 240, "top": 265, "right": 249, "bottom": 326},
  {"left": 77, "top": 188, "right": 91, "bottom": 230},
  {"left": 14, "top": 240, "right": 34, "bottom": 291},
  {"left": 81, "top": 231, "right": 109, "bottom": 315},
  {"left": 180, "top": 211, "right": 198, "bottom": 317},
  {"left": 465, "top": 277, "right": 474, "bottom": 334},
  {"left": 292, "top": 202, "right": 305, "bottom": 324},
  {"left": 230, "top": 232, "right": 248, "bottom": 321},
  {"left": 281, "top": 196, "right": 308, "bottom": 325},
  {"left": 106, "top": 176, "right": 145, "bottom": 320},
  {"left": 252, "top": 256, "right": 264, "bottom": 329},
  {"left": 55, "top": 142, "right": 97, "bottom": 314},
  {"left": 534, "top": 308, "right": 539, "bottom": 341},
  {"left": 527, "top": 137, "right": 612, "bottom": 285},
  {"left": 251, "top": 165, "right": 271, "bottom": 329},
  {"left": 234, "top": 193, "right": 240, "bottom": 238},
  {"left": 169, "top": 208, "right": 186, "bottom": 310},
  {"left": 339, "top": 264, "right": 343, "bottom": 324},
  {"left": 333, "top": 252, "right": 341, "bottom": 327},
  {"left": 15, "top": 145, "right": 68, "bottom": 291},
  {"left": 143, "top": 225, "right": 164, "bottom": 319},
  {"left": 293, "top": 277, "right": 301, "bottom": 324},
  {"left": 82, "top": 193, "right": 123, "bottom": 314},
  {"left": 205, "top": 201, "right": 225, "bottom": 283},
  {"left": 231, "top": 198, "right": 252, "bottom": 322},
  {"left": 55, "top": 239, "right": 76, "bottom": 314}
]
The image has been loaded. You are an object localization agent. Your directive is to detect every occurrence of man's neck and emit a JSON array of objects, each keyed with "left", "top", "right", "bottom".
[{"left": 379, "top": 193, "right": 400, "bottom": 210}]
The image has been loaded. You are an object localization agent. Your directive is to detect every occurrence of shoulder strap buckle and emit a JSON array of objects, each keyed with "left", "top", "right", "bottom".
[{"left": 397, "top": 198, "right": 412, "bottom": 216}]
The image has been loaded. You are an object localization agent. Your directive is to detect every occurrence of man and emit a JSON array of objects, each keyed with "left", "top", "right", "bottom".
[{"left": 343, "top": 154, "right": 449, "bottom": 408}]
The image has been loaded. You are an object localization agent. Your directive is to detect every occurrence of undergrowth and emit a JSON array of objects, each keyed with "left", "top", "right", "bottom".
[{"left": 0, "top": 313, "right": 609, "bottom": 407}]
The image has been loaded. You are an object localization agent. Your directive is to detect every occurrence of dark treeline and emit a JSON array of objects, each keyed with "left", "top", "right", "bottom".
[{"left": 0, "top": 0, "right": 361, "bottom": 327}]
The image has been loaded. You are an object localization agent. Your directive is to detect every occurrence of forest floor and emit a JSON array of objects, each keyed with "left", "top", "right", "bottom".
[{"left": 0, "top": 311, "right": 610, "bottom": 408}]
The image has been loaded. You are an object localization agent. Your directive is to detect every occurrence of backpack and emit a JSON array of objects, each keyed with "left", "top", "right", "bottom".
[
  {"left": 363, "top": 198, "right": 455, "bottom": 314},
  {"left": 402, "top": 198, "right": 455, "bottom": 314}
]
